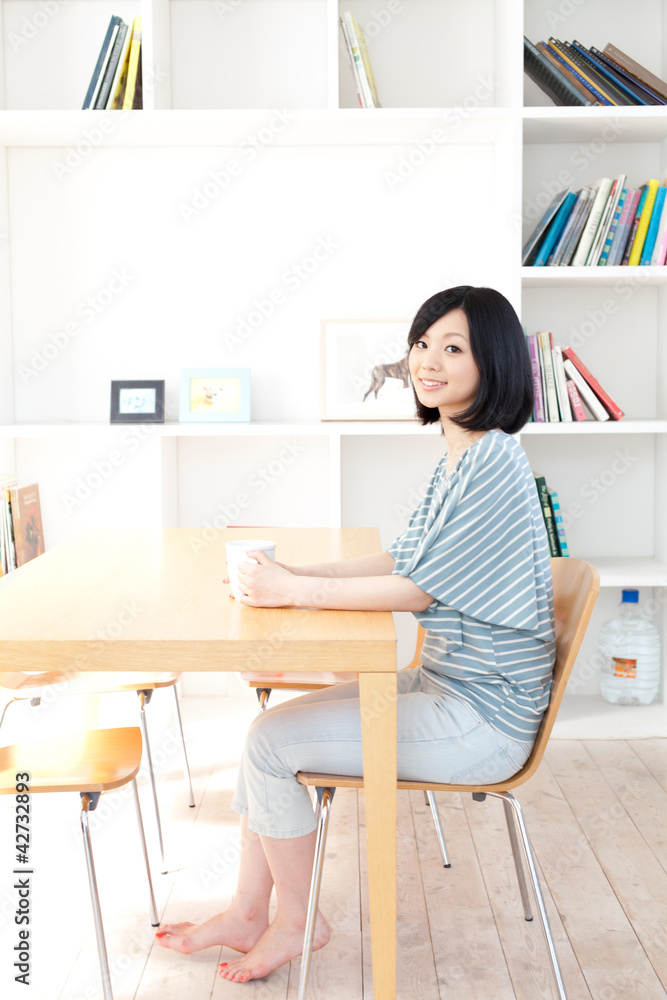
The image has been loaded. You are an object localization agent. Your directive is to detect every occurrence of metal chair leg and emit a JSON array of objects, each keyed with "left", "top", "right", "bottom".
[
  {"left": 489, "top": 792, "right": 568, "bottom": 1000},
  {"left": 297, "top": 787, "right": 335, "bottom": 1000},
  {"left": 131, "top": 778, "right": 159, "bottom": 926},
  {"left": 80, "top": 793, "right": 113, "bottom": 1000},
  {"left": 426, "top": 790, "right": 451, "bottom": 868},
  {"left": 255, "top": 688, "right": 271, "bottom": 712},
  {"left": 172, "top": 686, "right": 195, "bottom": 808},
  {"left": 138, "top": 691, "right": 167, "bottom": 873},
  {"left": 502, "top": 796, "right": 533, "bottom": 921}
]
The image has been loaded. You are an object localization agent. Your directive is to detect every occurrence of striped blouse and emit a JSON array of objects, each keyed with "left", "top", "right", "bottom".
[{"left": 388, "top": 430, "right": 556, "bottom": 743}]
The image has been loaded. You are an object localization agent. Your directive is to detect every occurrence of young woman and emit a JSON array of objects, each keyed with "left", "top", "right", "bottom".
[{"left": 156, "top": 285, "right": 556, "bottom": 983}]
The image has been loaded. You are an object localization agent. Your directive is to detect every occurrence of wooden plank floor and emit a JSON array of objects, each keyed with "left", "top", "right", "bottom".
[{"left": 1, "top": 694, "right": 666, "bottom": 1000}]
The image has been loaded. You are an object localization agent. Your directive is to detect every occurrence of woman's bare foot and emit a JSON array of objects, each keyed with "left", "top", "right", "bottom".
[
  {"left": 218, "top": 910, "right": 330, "bottom": 982},
  {"left": 155, "top": 905, "right": 269, "bottom": 955}
]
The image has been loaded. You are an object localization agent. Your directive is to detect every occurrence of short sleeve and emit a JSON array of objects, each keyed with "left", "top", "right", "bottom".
[{"left": 393, "top": 434, "right": 547, "bottom": 634}]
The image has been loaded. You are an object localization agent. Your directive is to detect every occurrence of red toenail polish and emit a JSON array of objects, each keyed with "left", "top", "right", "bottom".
[{"left": 219, "top": 963, "right": 227, "bottom": 967}]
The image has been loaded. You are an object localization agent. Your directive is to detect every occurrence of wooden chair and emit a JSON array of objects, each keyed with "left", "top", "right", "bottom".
[
  {"left": 243, "top": 627, "right": 455, "bottom": 867},
  {"left": 295, "top": 557, "right": 600, "bottom": 1000},
  {"left": 0, "top": 670, "right": 194, "bottom": 872},
  {"left": 0, "top": 727, "right": 159, "bottom": 1000}
]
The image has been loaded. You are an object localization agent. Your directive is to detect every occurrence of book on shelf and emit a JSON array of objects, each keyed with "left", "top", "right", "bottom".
[
  {"left": 527, "top": 337, "right": 623, "bottom": 422},
  {"left": 122, "top": 17, "right": 143, "bottom": 110},
  {"left": 549, "top": 489, "right": 570, "bottom": 557},
  {"left": 340, "top": 13, "right": 380, "bottom": 108},
  {"left": 10, "top": 484, "right": 45, "bottom": 568},
  {"left": 525, "top": 36, "right": 667, "bottom": 107},
  {"left": 566, "top": 379, "right": 587, "bottom": 421},
  {"left": 561, "top": 347, "right": 625, "bottom": 420},
  {"left": 0, "top": 481, "right": 45, "bottom": 574},
  {"left": 628, "top": 178, "right": 660, "bottom": 265},
  {"left": 523, "top": 37, "right": 594, "bottom": 106},
  {"left": 571, "top": 177, "right": 612, "bottom": 266},
  {"left": 562, "top": 359, "right": 609, "bottom": 421},
  {"left": 83, "top": 15, "right": 142, "bottom": 110},
  {"left": 587, "top": 175, "right": 626, "bottom": 266},
  {"left": 523, "top": 175, "right": 667, "bottom": 267},
  {"left": 534, "top": 475, "right": 562, "bottom": 558},
  {"left": 522, "top": 189, "right": 570, "bottom": 266},
  {"left": 533, "top": 190, "right": 577, "bottom": 266}
]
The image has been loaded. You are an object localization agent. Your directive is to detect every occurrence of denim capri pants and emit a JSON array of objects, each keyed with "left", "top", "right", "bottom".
[{"left": 232, "top": 667, "right": 532, "bottom": 839}]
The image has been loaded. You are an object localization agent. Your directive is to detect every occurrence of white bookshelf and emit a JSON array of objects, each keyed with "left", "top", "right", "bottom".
[{"left": 0, "top": 0, "right": 666, "bottom": 732}]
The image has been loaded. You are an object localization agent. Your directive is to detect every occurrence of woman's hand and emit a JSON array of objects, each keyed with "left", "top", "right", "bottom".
[{"left": 236, "top": 550, "right": 298, "bottom": 607}]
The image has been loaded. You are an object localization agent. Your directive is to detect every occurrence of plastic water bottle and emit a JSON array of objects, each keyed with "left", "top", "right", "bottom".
[{"left": 599, "top": 590, "right": 661, "bottom": 705}]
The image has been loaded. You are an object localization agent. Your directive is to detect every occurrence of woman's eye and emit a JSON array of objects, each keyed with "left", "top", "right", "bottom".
[{"left": 445, "top": 345, "right": 461, "bottom": 353}]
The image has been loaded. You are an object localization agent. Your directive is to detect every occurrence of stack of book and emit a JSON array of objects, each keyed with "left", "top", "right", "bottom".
[
  {"left": 340, "top": 12, "right": 381, "bottom": 108},
  {"left": 524, "top": 37, "right": 667, "bottom": 107},
  {"left": 535, "top": 474, "right": 569, "bottom": 558},
  {"left": 82, "top": 15, "right": 142, "bottom": 111},
  {"left": 0, "top": 480, "right": 44, "bottom": 575},
  {"left": 526, "top": 336, "right": 624, "bottom": 423},
  {"left": 523, "top": 175, "right": 667, "bottom": 267}
]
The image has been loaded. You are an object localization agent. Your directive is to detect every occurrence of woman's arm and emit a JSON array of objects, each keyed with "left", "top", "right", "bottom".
[
  {"left": 280, "top": 550, "right": 395, "bottom": 579},
  {"left": 237, "top": 551, "right": 433, "bottom": 612}
]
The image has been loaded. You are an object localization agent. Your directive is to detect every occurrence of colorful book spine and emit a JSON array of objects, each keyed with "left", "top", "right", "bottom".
[
  {"left": 562, "top": 359, "right": 610, "bottom": 421},
  {"left": 561, "top": 347, "right": 624, "bottom": 419},
  {"left": 641, "top": 185, "right": 667, "bottom": 264},
  {"left": 538, "top": 331, "right": 560, "bottom": 421},
  {"left": 560, "top": 188, "right": 594, "bottom": 265},
  {"left": 342, "top": 12, "right": 373, "bottom": 108},
  {"left": 534, "top": 191, "right": 576, "bottom": 266},
  {"left": 650, "top": 189, "right": 667, "bottom": 264},
  {"left": 628, "top": 179, "right": 659, "bottom": 264},
  {"left": 621, "top": 185, "right": 648, "bottom": 265},
  {"left": 566, "top": 379, "right": 587, "bottom": 420},
  {"left": 599, "top": 186, "right": 627, "bottom": 265},
  {"left": 607, "top": 188, "right": 639, "bottom": 266},
  {"left": 551, "top": 188, "right": 588, "bottom": 265},
  {"left": 572, "top": 178, "right": 612, "bottom": 266},
  {"left": 587, "top": 176, "right": 625, "bottom": 266},
  {"left": 535, "top": 476, "right": 561, "bottom": 557},
  {"left": 122, "top": 17, "right": 142, "bottom": 111},
  {"left": 552, "top": 345, "right": 572, "bottom": 421},
  {"left": 549, "top": 490, "right": 570, "bottom": 556},
  {"left": 528, "top": 333, "right": 546, "bottom": 422}
]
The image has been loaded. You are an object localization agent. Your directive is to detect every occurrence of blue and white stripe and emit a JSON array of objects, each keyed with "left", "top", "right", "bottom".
[{"left": 388, "top": 430, "right": 556, "bottom": 742}]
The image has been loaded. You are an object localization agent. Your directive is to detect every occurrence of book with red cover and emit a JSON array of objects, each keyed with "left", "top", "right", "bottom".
[
  {"left": 10, "top": 483, "right": 45, "bottom": 566},
  {"left": 561, "top": 348, "right": 624, "bottom": 419}
]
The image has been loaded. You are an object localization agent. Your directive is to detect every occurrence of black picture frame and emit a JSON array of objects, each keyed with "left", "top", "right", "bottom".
[{"left": 110, "top": 380, "right": 165, "bottom": 423}]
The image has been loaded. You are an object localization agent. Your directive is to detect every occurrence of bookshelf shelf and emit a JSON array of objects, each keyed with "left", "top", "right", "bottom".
[
  {"left": 0, "top": 0, "right": 665, "bottom": 732},
  {"left": 521, "top": 266, "right": 667, "bottom": 287}
]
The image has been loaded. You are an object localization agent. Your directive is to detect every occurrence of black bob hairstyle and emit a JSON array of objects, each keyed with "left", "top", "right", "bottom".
[{"left": 407, "top": 285, "right": 533, "bottom": 435}]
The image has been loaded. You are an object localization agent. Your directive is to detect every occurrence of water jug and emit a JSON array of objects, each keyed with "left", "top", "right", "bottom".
[{"left": 599, "top": 589, "right": 661, "bottom": 705}]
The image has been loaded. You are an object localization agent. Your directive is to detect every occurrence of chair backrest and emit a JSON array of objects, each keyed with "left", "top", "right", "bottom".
[{"left": 502, "top": 556, "right": 599, "bottom": 787}]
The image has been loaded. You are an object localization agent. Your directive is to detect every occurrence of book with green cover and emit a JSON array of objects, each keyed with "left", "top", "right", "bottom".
[{"left": 535, "top": 475, "right": 560, "bottom": 557}]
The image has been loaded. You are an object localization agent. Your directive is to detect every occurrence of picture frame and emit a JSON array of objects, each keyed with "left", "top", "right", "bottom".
[
  {"left": 179, "top": 368, "right": 251, "bottom": 423},
  {"left": 321, "top": 318, "right": 416, "bottom": 420},
  {"left": 110, "top": 380, "right": 165, "bottom": 423}
]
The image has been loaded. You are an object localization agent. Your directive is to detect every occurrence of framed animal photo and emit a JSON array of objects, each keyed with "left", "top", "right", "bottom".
[
  {"left": 321, "top": 319, "right": 416, "bottom": 420},
  {"left": 110, "top": 380, "right": 165, "bottom": 423},
  {"left": 179, "top": 368, "right": 251, "bottom": 423}
]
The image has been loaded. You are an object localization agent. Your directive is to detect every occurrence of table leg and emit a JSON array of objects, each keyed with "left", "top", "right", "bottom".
[{"left": 359, "top": 671, "right": 396, "bottom": 1000}]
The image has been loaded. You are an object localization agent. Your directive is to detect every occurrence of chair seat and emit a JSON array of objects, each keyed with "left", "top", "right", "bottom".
[
  {"left": 0, "top": 727, "right": 143, "bottom": 794},
  {"left": 242, "top": 671, "right": 355, "bottom": 688},
  {"left": 0, "top": 671, "right": 181, "bottom": 697},
  {"left": 297, "top": 768, "right": 530, "bottom": 795}
]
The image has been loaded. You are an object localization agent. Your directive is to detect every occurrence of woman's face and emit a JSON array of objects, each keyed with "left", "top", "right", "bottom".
[{"left": 409, "top": 308, "right": 481, "bottom": 419}]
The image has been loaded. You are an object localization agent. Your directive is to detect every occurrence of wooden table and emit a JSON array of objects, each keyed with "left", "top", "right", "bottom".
[{"left": 0, "top": 526, "right": 398, "bottom": 1000}]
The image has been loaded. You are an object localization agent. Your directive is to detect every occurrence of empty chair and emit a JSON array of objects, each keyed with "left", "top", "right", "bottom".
[
  {"left": 0, "top": 727, "right": 159, "bottom": 1000},
  {"left": 0, "top": 670, "right": 194, "bottom": 873}
]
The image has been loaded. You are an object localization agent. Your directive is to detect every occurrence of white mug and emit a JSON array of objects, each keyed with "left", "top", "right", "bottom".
[{"left": 225, "top": 539, "right": 276, "bottom": 601}]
